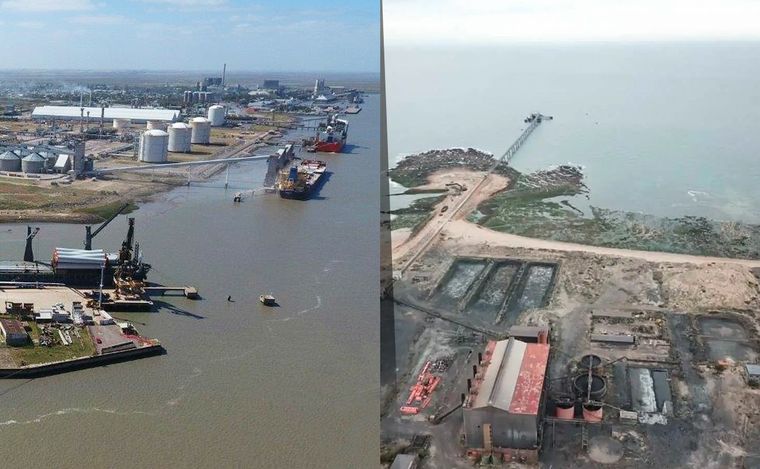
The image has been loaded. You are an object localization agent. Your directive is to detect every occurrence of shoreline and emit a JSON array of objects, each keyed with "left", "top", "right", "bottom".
[
  {"left": 390, "top": 149, "right": 760, "bottom": 263},
  {"left": 0, "top": 343, "right": 165, "bottom": 379}
]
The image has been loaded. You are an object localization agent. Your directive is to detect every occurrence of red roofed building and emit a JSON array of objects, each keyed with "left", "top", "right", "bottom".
[{"left": 462, "top": 337, "right": 549, "bottom": 463}]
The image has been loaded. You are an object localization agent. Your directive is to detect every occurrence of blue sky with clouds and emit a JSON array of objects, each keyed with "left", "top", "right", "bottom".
[{"left": 0, "top": 0, "right": 379, "bottom": 72}]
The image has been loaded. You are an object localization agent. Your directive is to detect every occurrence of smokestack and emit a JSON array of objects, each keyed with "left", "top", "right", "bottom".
[
  {"left": 478, "top": 352, "right": 483, "bottom": 364},
  {"left": 222, "top": 63, "right": 226, "bottom": 87},
  {"left": 472, "top": 365, "right": 477, "bottom": 378}
]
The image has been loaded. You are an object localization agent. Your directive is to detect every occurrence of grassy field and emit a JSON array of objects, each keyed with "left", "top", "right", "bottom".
[
  {"left": 0, "top": 320, "right": 96, "bottom": 366},
  {"left": 0, "top": 179, "right": 137, "bottom": 222},
  {"left": 73, "top": 201, "right": 137, "bottom": 220}
]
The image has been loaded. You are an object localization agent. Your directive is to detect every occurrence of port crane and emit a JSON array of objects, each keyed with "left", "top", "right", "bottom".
[
  {"left": 23, "top": 226, "right": 40, "bottom": 262},
  {"left": 83, "top": 203, "right": 130, "bottom": 250}
]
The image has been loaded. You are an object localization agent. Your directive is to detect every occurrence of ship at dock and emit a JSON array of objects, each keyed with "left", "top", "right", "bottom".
[
  {"left": 308, "top": 114, "right": 348, "bottom": 153},
  {"left": 277, "top": 159, "right": 327, "bottom": 200}
]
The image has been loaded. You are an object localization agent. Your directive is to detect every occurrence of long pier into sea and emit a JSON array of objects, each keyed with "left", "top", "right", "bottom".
[
  {"left": 497, "top": 112, "right": 551, "bottom": 167},
  {"left": 394, "top": 112, "right": 551, "bottom": 278}
]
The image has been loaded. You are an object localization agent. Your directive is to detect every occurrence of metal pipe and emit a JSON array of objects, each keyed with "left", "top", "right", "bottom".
[{"left": 90, "top": 154, "right": 269, "bottom": 175}]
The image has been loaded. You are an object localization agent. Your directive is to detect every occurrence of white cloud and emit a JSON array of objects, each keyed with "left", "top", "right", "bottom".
[
  {"left": 70, "top": 14, "right": 129, "bottom": 25},
  {"left": 18, "top": 21, "right": 44, "bottom": 28},
  {"left": 383, "top": 0, "right": 760, "bottom": 44},
  {"left": 0, "top": 0, "right": 94, "bottom": 11}
]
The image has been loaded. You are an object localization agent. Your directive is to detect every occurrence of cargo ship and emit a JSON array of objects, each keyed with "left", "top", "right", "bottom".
[
  {"left": 277, "top": 159, "right": 327, "bottom": 200},
  {"left": 309, "top": 115, "right": 348, "bottom": 153}
]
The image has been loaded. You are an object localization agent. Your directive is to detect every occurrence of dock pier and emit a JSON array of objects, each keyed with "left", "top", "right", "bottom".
[
  {"left": 395, "top": 112, "right": 551, "bottom": 276},
  {"left": 498, "top": 112, "right": 551, "bottom": 167},
  {"left": 143, "top": 286, "right": 199, "bottom": 299}
]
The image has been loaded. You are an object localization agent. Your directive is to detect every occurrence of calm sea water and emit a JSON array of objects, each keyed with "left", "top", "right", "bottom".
[
  {"left": 0, "top": 94, "right": 379, "bottom": 468},
  {"left": 386, "top": 43, "right": 760, "bottom": 224}
]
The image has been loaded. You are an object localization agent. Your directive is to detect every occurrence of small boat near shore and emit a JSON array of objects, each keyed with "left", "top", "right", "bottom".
[{"left": 259, "top": 294, "right": 276, "bottom": 306}]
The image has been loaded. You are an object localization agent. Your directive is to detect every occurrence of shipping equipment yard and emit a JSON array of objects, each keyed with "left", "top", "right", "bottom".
[
  {"left": 382, "top": 115, "right": 760, "bottom": 467},
  {"left": 0, "top": 216, "right": 175, "bottom": 376},
  {"left": 0, "top": 70, "right": 365, "bottom": 222}
]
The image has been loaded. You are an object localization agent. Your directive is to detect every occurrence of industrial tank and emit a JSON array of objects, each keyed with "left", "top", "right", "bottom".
[
  {"left": 146, "top": 120, "right": 167, "bottom": 131},
  {"left": 21, "top": 152, "right": 46, "bottom": 173},
  {"left": 40, "top": 151, "right": 57, "bottom": 169},
  {"left": 168, "top": 123, "right": 192, "bottom": 152},
  {"left": 190, "top": 117, "right": 211, "bottom": 144},
  {"left": 139, "top": 129, "right": 169, "bottom": 163},
  {"left": 208, "top": 105, "right": 225, "bottom": 126},
  {"left": 112, "top": 118, "right": 130, "bottom": 131},
  {"left": 0, "top": 151, "right": 21, "bottom": 172}
]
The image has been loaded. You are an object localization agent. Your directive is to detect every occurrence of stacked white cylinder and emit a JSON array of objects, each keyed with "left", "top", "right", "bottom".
[
  {"left": 139, "top": 129, "right": 169, "bottom": 163},
  {"left": 208, "top": 105, "right": 225, "bottom": 126},
  {"left": 190, "top": 117, "right": 211, "bottom": 144},
  {"left": 168, "top": 123, "right": 192, "bottom": 152},
  {"left": 53, "top": 248, "right": 106, "bottom": 270}
]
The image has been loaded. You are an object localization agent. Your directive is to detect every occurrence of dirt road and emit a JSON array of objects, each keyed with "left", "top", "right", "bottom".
[{"left": 444, "top": 219, "right": 760, "bottom": 267}]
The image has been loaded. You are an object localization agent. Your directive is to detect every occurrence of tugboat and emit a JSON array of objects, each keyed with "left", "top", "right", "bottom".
[{"left": 259, "top": 294, "right": 276, "bottom": 306}]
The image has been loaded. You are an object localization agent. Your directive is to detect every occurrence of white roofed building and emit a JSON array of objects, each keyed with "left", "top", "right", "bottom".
[{"left": 32, "top": 106, "right": 180, "bottom": 124}]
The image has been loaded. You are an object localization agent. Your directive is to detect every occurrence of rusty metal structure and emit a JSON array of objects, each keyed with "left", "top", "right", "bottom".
[{"left": 462, "top": 336, "right": 550, "bottom": 464}]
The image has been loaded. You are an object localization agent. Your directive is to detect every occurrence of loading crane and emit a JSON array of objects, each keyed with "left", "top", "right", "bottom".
[
  {"left": 83, "top": 203, "right": 130, "bottom": 250},
  {"left": 23, "top": 226, "right": 40, "bottom": 262}
]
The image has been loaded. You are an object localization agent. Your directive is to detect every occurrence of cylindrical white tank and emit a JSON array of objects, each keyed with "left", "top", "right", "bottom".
[
  {"left": 208, "top": 105, "right": 225, "bottom": 126},
  {"left": 190, "top": 117, "right": 211, "bottom": 144},
  {"left": 168, "top": 123, "right": 192, "bottom": 152},
  {"left": 21, "top": 153, "right": 46, "bottom": 173},
  {"left": 112, "top": 118, "right": 130, "bottom": 131},
  {"left": 0, "top": 151, "right": 21, "bottom": 172},
  {"left": 139, "top": 129, "right": 169, "bottom": 163},
  {"left": 146, "top": 120, "right": 166, "bottom": 131}
]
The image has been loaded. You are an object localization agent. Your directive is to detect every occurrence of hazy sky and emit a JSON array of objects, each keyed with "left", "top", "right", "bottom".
[
  {"left": 384, "top": 0, "right": 760, "bottom": 45},
  {"left": 0, "top": 0, "right": 379, "bottom": 72}
]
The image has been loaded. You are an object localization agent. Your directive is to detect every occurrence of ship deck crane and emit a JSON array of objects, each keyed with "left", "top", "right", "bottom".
[
  {"left": 23, "top": 226, "right": 40, "bottom": 262},
  {"left": 83, "top": 203, "right": 130, "bottom": 250}
]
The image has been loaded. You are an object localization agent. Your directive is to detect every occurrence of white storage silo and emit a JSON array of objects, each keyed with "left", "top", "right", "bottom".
[
  {"left": 190, "top": 117, "right": 211, "bottom": 144},
  {"left": 146, "top": 120, "right": 166, "bottom": 131},
  {"left": 168, "top": 123, "right": 192, "bottom": 152},
  {"left": 208, "top": 105, "right": 225, "bottom": 126},
  {"left": 0, "top": 151, "right": 21, "bottom": 172},
  {"left": 139, "top": 129, "right": 169, "bottom": 163},
  {"left": 21, "top": 153, "right": 46, "bottom": 173},
  {"left": 113, "top": 118, "right": 130, "bottom": 131}
]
